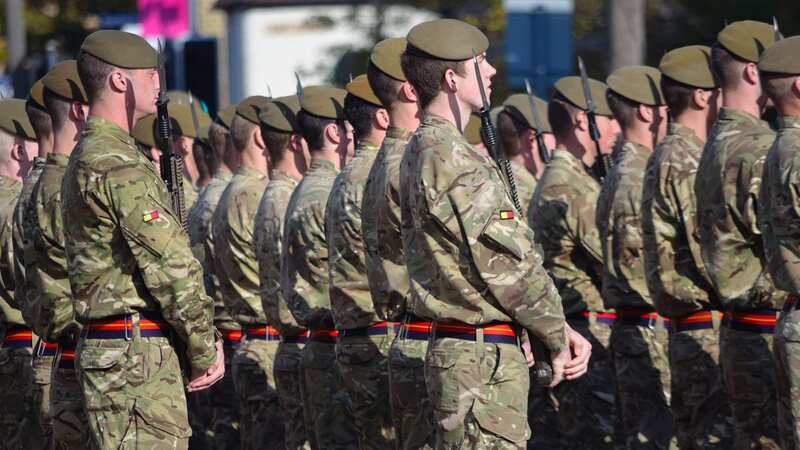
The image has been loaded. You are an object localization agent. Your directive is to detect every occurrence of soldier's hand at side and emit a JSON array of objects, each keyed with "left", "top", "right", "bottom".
[
  {"left": 548, "top": 346, "right": 571, "bottom": 388},
  {"left": 564, "top": 324, "right": 591, "bottom": 380},
  {"left": 187, "top": 340, "right": 225, "bottom": 392},
  {"left": 521, "top": 340, "right": 535, "bottom": 367}
]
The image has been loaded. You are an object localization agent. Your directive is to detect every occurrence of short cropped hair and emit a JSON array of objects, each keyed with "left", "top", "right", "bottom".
[
  {"left": 606, "top": 90, "right": 639, "bottom": 129},
  {"left": 298, "top": 110, "right": 339, "bottom": 152},
  {"left": 42, "top": 89, "right": 73, "bottom": 130},
  {"left": 77, "top": 51, "right": 114, "bottom": 104},
  {"left": 496, "top": 110, "right": 527, "bottom": 157},
  {"left": 25, "top": 100, "right": 52, "bottom": 142},
  {"left": 230, "top": 115, "right": 258, "bottom": 153},
  {"left": 660, "top": 77, "right": 697, "bottom": 117},
  {"left": 548, "top": 98, "right": 578, "bottom": 142},
  {"left": 711, "top": 43, "right": 744, "bottom": 91},
  {"left": 401, "top": 52, "right": 466, "bottom": 109},
  {"left": 344, "top": 94, "right": 379, "bottom": 141},
  {"left": 366, "top": 62, "right": 403, "bottom": 107},
  {"left": 261, "top": 126, "right": 292, "bottom": 165}
]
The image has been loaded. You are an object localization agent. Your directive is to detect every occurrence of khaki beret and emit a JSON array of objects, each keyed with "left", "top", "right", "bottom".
[
  {"left": 259, "top": 95, "right": 301, "bottom": 133},
  {"left": 170, "top": 103, "right": 212, "bottom": 139},
  {"left": 80, "top": 30, "right": 157, "bottom": 70},
  {"left": 236, "top": 95, "right": 272, "bottom": 126},
  {"left": 503, "top": 93, "right": 552, "bottom": 133},
  {"left": 370, "top": 38, "right": 407, "bottom": 81},
  {"left": 464, "top": 113, "right": 482, "bottom": 145},
  {"left": 42, "top": 60, "right": 87, "bottom": 103},
  {"left": 553, "top": 76, "right": 613, "bottom": 116},
  {"left": 346, "top": 74, "right": 383, "bottom": 107},
  {"left": 607, "top": 66, "right": 665, "bottom": 106},
  {"left": 198, "top": 125, "right": 210, "bottom": 142},
  {"left": 717, "top": 20, "right": 777, "bottom": 63},
  {"left": 167, "top": 90, "right": 192, "bottom": 105},
  {"left": 0, "top": 99, "right": 36, "bottom": 140},
  {"left": 659, "top": 45, "right": 716, "bottom": 89},
  {"left": 216, "top": 105, "right": 237, "bottom": 130},
  {"left": 759, "top": 36, "right": 800, "bottom": 75},
  {"left": 28, "top": 79, "right": 46, "bottom": 111},
  {"left": 300, "top": 86, "right": 347, "bottom": 120},
  {"left": 406, "top": 19, "right": 489, "bottom": 61},
  {"left": 132, "top": 114, "right": 157, "bottom": 148}
]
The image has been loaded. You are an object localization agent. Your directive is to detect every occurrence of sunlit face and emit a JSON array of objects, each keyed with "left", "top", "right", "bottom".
[
  {"left": 654, "top": 105, "right": 669, "bottom": 142},
  {"left": 128, "top": 68, "right": 160, "bottom": 118},
  {"left": 456, "top": 53, "right": 497, "bottom": 113},
  {"left": 596, "top": 115, "right": 620, "bottom": 152}
]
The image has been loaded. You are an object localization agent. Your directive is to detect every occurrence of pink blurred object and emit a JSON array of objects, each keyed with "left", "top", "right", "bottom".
[{"left": 138, "top": 0, "right": 188, "bottom": 38}]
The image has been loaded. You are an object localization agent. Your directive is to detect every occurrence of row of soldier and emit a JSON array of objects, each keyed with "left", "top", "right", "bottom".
[{"left": 0, "top": 15, "right": 799, "bottom": 450}]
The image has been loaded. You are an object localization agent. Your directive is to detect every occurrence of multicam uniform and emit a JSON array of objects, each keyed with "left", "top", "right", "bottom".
[
  {"left": 363, "top": 126, "right": 434, "bottom": 450},
  {"left": 401, "top": 114, "right": 567, "bottom": 449},
  {"left": 695, "top": 107, "right": 785, "bottom": 449},
  {"left": 253, "top": 169, "right": 311, "bottom": 450},
  {"left": 62, "top": 117, "right": 217, "bottom": 449},
  {"left": 282, "top": 158, "right": 358, "bottom": 449},
  {"left": 212, "top": 166, "right": 282, "bottom": 450},
  {"left": 327, "top": 140, "right": 396, "bottom": 448},
  {"left": 510, "top": 160, "right": 537, "bottom": 220},
  {"left": 529, "top": 147, "right": 616, "bottom": 449},
  {"left": 641, "top": 123, "right": 732, "bottom": 449},
  {"left": 597, "top": 139, "right": 674, "bottom": 449}
]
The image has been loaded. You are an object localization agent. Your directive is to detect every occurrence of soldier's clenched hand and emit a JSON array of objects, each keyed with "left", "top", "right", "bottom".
[
  {"left": 564, "top": 324, "right": 591, "bottom": 379},
  {"left": 187, "top": 339, "right": 225, "bottom": 392}
]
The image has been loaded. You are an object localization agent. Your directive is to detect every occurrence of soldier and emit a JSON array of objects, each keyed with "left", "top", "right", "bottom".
[
  {"left": 694, "top": 21, "right": 783, "bottom": 449},
  {"left": 361, "top": 37, "right": 435, "bottom": 450},
  {"left": 0, "top": 99, "right": 37, "bottom": 449},
  {"left": 759, "top": 35, "right": 800, "bottom": 450},
  {"left": 497, "top": 93, "right": 554, "bottom": 218},
  {"left": 187, "top": 103, "right": 242, "bottom": 450},
  {"left": 252, "top": 96, "right": 311, "bottom": 450},
  {"left": 62, "top": 30, "right": 223, "bottom": 449},
  {"left": 528, "top": 76, "right": 619, "bottom": 449},
  {"left": 398, "top": 19, "right": 590, "bottom": 448},
  {"left": 281, "top": 86, "right": 359, "bottom": 449},
  {"left": 327, "top": 74, "right": 395, "bottom": 448},
  {"left": 24, "top": 60, "right": 92, "bottom": 449},
  {"left": 595, "top": 65, "right": 672, "bottom": 449},
  {"left": 212, "top": 94, "right": 283, "bottom": 449},
  {"left": 641, "top": 45, "right": 733, "bottom": 449}
]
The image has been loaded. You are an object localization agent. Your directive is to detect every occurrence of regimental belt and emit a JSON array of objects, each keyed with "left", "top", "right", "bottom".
[
  {"left": 57, "top": 344, "right": 77, "bottom": 370},
  {"left": 615, "top": 308, "right": 672, "bottom": 329},
  {"left": 309, "top": 328, "right": 339, "bottom": 344},
  {"left": 722, "top": 309, "right": 779, "bottom": 334},
  {"left": 283, "top": 330, "right": 310, "bottom": 344},
  {"left": 1, "top": 326, "right": 32, "bottom": 349},
  {"left": 246, "top": 325, "right": 280, "bottom": 342},
  {"left": 338, "top": 321, "right": 399, "bottom": 338},
  {"left": 83, "top": 312, "right": 168, "bottom": 340},
  {"left": 433, "top": 322, "right": 518, "bottom": 345},
  {"left": 399, "top": 321, "right": 433, "bottom": 341},
  {"left": 671, "top": 311, "right": 720, "bottom": 333},
  {"left": 567, "top": 311, "right": 617, "bottom": 326},
  {"left": 36, "top": 339, "right": 59, "bottom": 357},
  {"left": 220, "top": 329, "right": 243, "bottom": 346}
]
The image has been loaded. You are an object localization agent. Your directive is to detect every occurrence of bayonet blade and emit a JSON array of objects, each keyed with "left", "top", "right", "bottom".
[
  {"left": 577, "top": 56, "right": 595, "bottom": 114},
  {"left": 774, "top": 16, "right": 781, "bottom": 41},
  {"left": 156, "top": 39, "right": 168, "bottom": 101},
  {"left": 524, "top": 78, "right": 544, "bottom": 133},
  {"left": 294, "top": 72, "right": 304, "bottom": 103},
  {"left": 472, "top": 49, "right": 491, "bottom": 111},
  {"left": 267, "top": 83, "right": 273, "bottom": 99},
  {"left": 188, "top": 92, "right": 200, "bottom": 139}
]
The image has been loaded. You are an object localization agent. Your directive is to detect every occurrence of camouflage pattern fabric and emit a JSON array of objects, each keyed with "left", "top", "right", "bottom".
[
  {"left": 231, "top": 338, "right": 283, "bottom": 450},
  {"left": 696, "top": 107, "right": 784, "bottom": 449},
  {"left": 12, "top": 156, "right": 44, "bottom": 322},
  {"left": 0, "top": 176, "right": 24, "bottom": 330},
  {"left": 389, "top": 336, "right": 434, "bottom": 450},
  {"left": 510, "top": 160, "right": 537, "bottom": 221},
  {"left": 50, "top": 365, "right": 91, "bottom": 449},
  {"left": 641, "top": 123, "right": 732, "bottom": 448},
  {"left": 253, "top": 169, "right": 311, "bottom": 449},
  {"left": 399, "top": 113, "right": 566, "bottom": 446},
  {"left": 762, "top": 117, "right": 800, "bottom": 450},
  {"left": 327, "top": 140, "right": 396, "bottom": 447}
]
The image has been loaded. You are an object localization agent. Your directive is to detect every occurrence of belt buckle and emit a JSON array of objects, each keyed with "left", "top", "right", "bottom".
[
  {"left": 647, "top": 314, "right": 657, "bottom": 330},
  {"left": 124, "top": 314, "right": 132, "bottom": 341}
]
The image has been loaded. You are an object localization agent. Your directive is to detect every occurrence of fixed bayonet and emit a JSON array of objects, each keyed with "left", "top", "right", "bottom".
[
  {"left": 773, "top": 16, "right": 782, "bottom": 42},
  {"left": 188, "top": 92, "right": 200, "bottom": 140},
  {"left": 295, "top": 72, "right": 304, "bottom": 103},
  {"left": 578, "top": 56, "right": 610, "bottom": 180},
  {"left": 267, "top": 83, "right": 273, "bottom": 99},
  {"left": 524, "top": 78, "right": 550, "bottom": 165}
]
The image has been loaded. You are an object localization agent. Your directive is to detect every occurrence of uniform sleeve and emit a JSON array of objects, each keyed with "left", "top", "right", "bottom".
[
  {"left": 423, "top": 148, "right": 567, "bottom": 353},
  {"left": 218, "top": 189, "right": 261, "bottom": 316},
  {"left": 571, "top": 186, "right": 604, "bottom": 265},
  {"left": 105, "top": 165, "right": 216, "bottom": 370}
]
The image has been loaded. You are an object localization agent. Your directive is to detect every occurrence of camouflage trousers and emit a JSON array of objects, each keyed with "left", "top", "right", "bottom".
[
  {"left": 76, "top": 334, "right": 191, "bottom": 450},
  {"left": 336, "top": 333, "right": 396, "bottom": 449},
  {"left": 275, "top": 341, "right": 312, "bottom": 450},
  {"left": 388, "top": 335, "right": 434, "bottom": 450},
  {"left": 232, "top": 337, "right": 283, "bottom": 450},
  {"left": 427, "top": 336, "right": 530, "bottom": 449},
  {"left": 610, "top": 321, "right": 674, "bottom": 449},
  {"left": 720, "top": 320, "right": 780, "bottom": 449},
  {"left": 31, "top": 350, "right": 55, "bottom": 449},
  {"left": 302, "top": 339, "right": 359, "bottom": 449},
  {"left": 668, "top": 324, "right": 732, "bottom": 449},
  {"left": 0, "top": 346, "right": 35, "bottom": 450},
  {"left": 51, "top": 363, "right": 91, "bottom": 449},
  {"left": 776, "top": 304, "right": 800, "bottom": 450},
  {"left": 528, "top": 317, "right": 615, "bottom": 450},
  {"left": 208, "top": 341, "right": 241, "bottom": 450}
]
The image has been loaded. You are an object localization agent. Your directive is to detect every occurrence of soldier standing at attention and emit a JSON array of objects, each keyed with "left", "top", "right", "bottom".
[
  {"left": 212, "top": 95, "right": 283, "bottom": 449},
  {"left": 361, "top": 37, "right": 435, "bottom": 450},
  {"left": 0, "top": 99, "right": 37, "bottom": 449},
  {"left": 398, "top": 19, "right": 591, "bottom": 448},
  {"left": 641, "top": 45, "right": 733, "bottom": 449},
  {"left": 595, "top": 65, "right": 671, "bottom": 449},
  {"left": 252, "top": 96, "right": 312, "bottom": 450},
  {"left": 529, "top": 76, "right": 619, "bottom": 449},
  {"left": 327, "top": 74, "right": 394, "bottom": 448},
  {"left": 27, "top": 60, "right": 92, "bottom": 449},
  {"left": 754, "top": 35, "right": 800, "bottom": 450},
  {"left": 281, "top": 86, "right": 359, "bottom": 449},
  {"left": 187, "top": 103, "right": 241, "bottom": 450},
  {"left": 694, "top": 21, "right": 783, "bottom": 449},
  {"left": 62, "top": 30, "right": 224, "bottom": 449}
]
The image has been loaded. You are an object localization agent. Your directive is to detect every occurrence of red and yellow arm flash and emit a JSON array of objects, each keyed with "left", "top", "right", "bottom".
[
  {"left": 499, "top": 210, "right": 515, "bottom": 220},
  {"left": 142, "top": 210, "right": 160, "bottom": 223}
]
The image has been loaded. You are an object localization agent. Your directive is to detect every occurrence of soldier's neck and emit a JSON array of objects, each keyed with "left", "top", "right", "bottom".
[
  {"left": 310, "top": 146, "right": 341, "bottom": 170},
  {"left": 51, "top": 127, "right": 79, "bottom": 156},
  {"left": 388, "top": 102, "right": 421, "bottom": 133},
  {"left": 88, "top": 99, "right": 135, "bottom": 134},
  {"left": 36, "top": 135, "right": 53, "bottom": 159},
  {"left": 721, "top": 87, "right": 763, "bottom": 119},
  {"left": 424, "top": 92, "right": 472, "bottom": 133},
  {"left": 274, "top": 157, "right": 303, "bottom": 181},
  {"left": 240, "top": 148, "right": 268, "bottom": 176},
  {"left": 674, "top": 110, "right": 709, "bottom": 143},
  {"left": 622, "top": 125, "right": 656, "bottom": 151}
]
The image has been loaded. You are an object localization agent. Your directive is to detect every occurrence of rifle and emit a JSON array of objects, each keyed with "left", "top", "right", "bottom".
[
  {"left": 577, "top": 56, "right": 611, "bottom": 181},
  {"left": 524, "top": 78, "right": 550, "bottom": 165},
  {"left": 156, "top": 40, "right": 188, "bottom": 230},
  {"left": 471, "top": 50, "right": 554, "bottom": 386}
]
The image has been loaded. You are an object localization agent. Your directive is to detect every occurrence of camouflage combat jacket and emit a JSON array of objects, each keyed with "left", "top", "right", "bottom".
[
  {"left": 0, "top": 176, "right": 23, "bottom": 330},
  {"left": 62, "top": 117, "right": 216, "bottom": 369},
  {"left": 400, "top": 114, "right": 566, "bottom": 353},
  {"left": 511, "top": 160, "right": 537, "bottom": 221},
  {"left": 11, "top": 156, "right": 45, "bottom": 319}
]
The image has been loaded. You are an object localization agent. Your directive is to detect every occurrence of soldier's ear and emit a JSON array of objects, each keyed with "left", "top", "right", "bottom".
[
  {"left": 399, "top": 81, "right": 418, "bottom": 103},
  {"left": 252, "top": 126, "right": 265, "bottom": 150},
  {"left": 375, "top": 108, "right": 390, "bottom": 131}
]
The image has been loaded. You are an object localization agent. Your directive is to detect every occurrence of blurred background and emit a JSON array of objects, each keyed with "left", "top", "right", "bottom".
[{"left": 1, "top": 0, "right": 796, "bottom": 114}]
